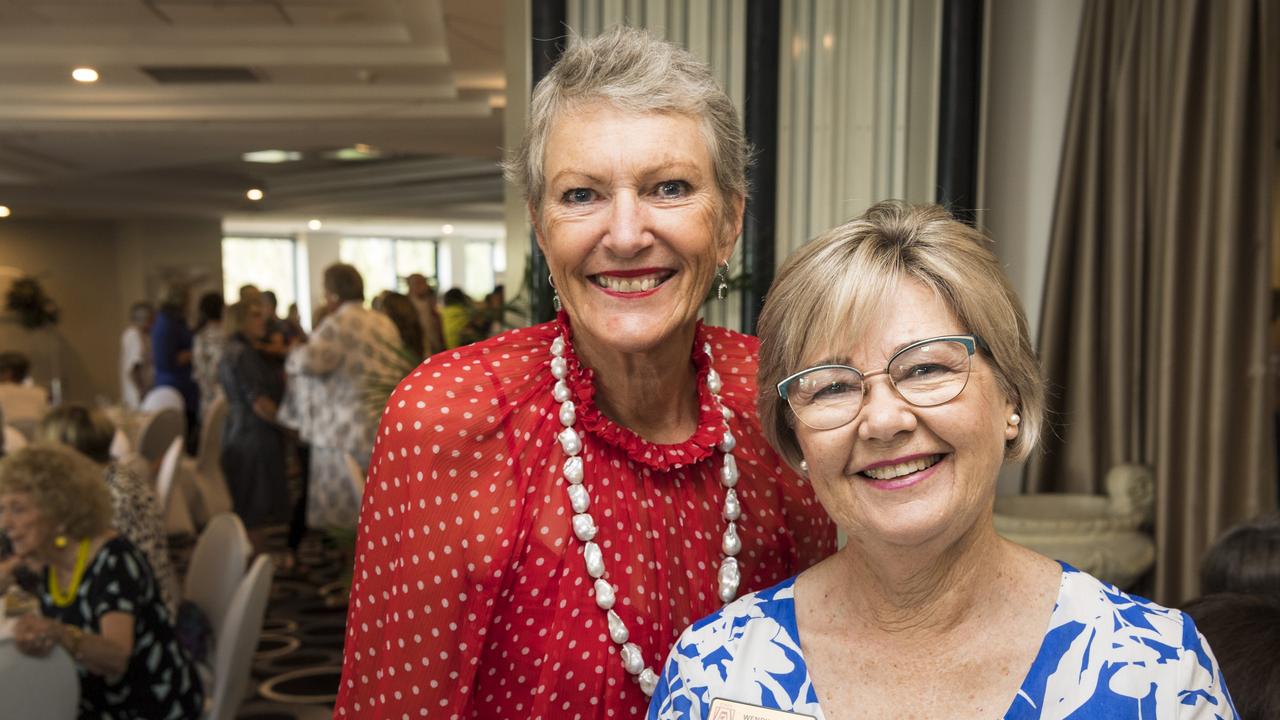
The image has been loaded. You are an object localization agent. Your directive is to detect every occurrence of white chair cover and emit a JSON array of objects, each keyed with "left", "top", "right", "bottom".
[
  {"left": 184, "top": 512, "right": 252, "bottom": 638},
  {"left": 141, "top": 386, "right": 186, "bottom": 414},
  {"left": 136, "top": 407, "right": 185, "bottom": 465},
  {"left": 204, "top": 554, "right": 274, "bottom": 720},
  {"left": 185, "top": 396, "right": 231, "bottom": 525},
  {"left": 155, "top": 437, "right": 197, "bottom": 537},
  {"left": 0, "top": 640, "right": 79, "bottom": 720}
]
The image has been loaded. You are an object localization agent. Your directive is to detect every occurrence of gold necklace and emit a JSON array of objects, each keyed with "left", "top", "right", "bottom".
[{"left": 48, "top": 538, "right": 91, "bottom": 607}]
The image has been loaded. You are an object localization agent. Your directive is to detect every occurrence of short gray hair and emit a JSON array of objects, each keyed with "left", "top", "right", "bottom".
[
  {"left": 504, "top": 25, "right": 750, "bottom": 219},
  {"left": 757, "top": 201, "right": 1045, "bottom": 467}
]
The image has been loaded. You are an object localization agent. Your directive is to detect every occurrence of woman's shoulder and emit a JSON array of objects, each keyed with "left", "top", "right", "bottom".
[
  {"left": 391, "top": 322, "right": 558, "bottom": 404},
  {"left": 377, "top": 321, "right": 560, "bottom": 454},
  {"left": 1032, "top": 563, "right": 1232, "bottom": 710},
  {"left": 670, "top": 576, "right": 801, "bottom": 662},
  {"left": 1053, "top": 564, "right": 1201, "bottom": 646}
]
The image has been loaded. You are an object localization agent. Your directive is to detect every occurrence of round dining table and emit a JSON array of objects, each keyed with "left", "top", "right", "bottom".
[{"left": 0, "top": 614, "right": 80, "bottom": 720}]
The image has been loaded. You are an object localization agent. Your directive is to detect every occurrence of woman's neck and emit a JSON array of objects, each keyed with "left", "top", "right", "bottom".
[
  {"left": 572, "top": 322, "right": 701, "bottom": 444},
  {"left": 45, "top": 532, "right": 111, "bottom": 576},
  {"left": 823, "top": 515, "right": 1014, "bottom": 641}
]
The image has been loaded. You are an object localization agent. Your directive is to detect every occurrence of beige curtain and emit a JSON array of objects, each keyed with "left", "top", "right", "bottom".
[{"left": 1026, "top": 0, "right": 1278, "bottom": 604}]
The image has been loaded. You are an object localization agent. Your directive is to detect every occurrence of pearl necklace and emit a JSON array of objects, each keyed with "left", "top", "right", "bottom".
[{"left": 549, "top": 333, "right": 742, "bottom": 697}]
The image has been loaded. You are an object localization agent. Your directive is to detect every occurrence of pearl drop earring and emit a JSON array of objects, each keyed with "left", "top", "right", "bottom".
[{"left": 1008, "top": 413, "right": 1021, "bottom": 426}]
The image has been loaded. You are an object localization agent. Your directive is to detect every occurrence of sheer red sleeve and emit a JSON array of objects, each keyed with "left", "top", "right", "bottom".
[{"left": 335, "top": 340, "right": 542, "bottom": 718}]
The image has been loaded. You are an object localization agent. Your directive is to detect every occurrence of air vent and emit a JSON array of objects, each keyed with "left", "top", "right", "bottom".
[{"left": 141, "top": 66, "right": 260, "bottom": 84}]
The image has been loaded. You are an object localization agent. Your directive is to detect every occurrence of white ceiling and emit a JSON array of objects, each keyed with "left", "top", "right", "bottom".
[{"left": 0, "top": 0, "right": 507, "bottom": 220}]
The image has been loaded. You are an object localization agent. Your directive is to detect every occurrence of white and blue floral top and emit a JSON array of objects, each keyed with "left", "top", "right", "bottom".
[{"left": 649, "top": 562, "right": 1236, "bottom": 719}]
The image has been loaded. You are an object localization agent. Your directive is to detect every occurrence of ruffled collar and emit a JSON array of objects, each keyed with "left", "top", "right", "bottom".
[{"left": 553, "top": 312, "right": 726, "bottom": 471}]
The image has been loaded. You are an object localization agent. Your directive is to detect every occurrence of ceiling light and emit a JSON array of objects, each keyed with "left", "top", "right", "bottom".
[
  {"left": 307, "top": 219, "right": 323, "bottom": 231},
  {"left": 324, "top": 145, "right": 383, "bottom": 161},
  {"left": 0, "top": 206, "right": 10, "bottom": 218},
  {"left": 242, "top": 150, "right": 303, "bottom": 164},
  {"left": 441, "top": 224, "right": 454, "bottom": 235},
  {"left": 246, "top": 188, "right": 264, "bottom": 201},
  {"left": 72, "top": 67, "right": 99, "bottom": 83}
]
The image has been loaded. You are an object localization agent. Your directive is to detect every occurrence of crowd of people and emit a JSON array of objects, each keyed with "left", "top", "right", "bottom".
[
  {"left": 0, "top": 260, "right": 498, "bottom": 717},
  {"left": 0, "top": 24, "right": 1277, "bottom": 720}
]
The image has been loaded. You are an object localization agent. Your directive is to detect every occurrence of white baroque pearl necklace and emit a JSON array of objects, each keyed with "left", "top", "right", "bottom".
[{"left": 549, "top": 332, "right": 742, "bottom": 697}]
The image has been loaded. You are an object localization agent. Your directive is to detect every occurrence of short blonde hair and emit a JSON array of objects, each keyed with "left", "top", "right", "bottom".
[
  {"left": 0, "top": 444, "right": 112, "bottom": 538},
  {"left": 757, "top": 201, "right": 1044, "bottom": 466},
  {"left": 504, "top": 25, "right": 750, "bottom": 223},
  {"left": 38, "top": 406, "right": 116, "bottom": 464}
]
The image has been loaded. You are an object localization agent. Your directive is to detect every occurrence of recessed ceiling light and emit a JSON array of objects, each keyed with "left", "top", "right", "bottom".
[
  {"left": 242, "top": 150, "right": 303, "bottom": 164},
  {"left": 324, "top": 145, "right": 383, "bottom": 161},
  {"left": 72, "top": 67, "right": 99, "bottom": 83},
  {"left": 307, "top": 219, "right": 323, "bottom": 230},
  {"left": 0, "top": 206, "right": 10, "bottom": 218},
  {"left": 246, "top": 188, "right": 264, "bottom": 201},
  {"left": 441, "top": 224, "right": 454, "bottom": 235}
]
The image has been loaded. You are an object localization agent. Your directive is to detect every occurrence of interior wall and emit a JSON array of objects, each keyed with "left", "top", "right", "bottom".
[
  {"left": 0, "top": 219, "right": 123, "bottom": 405},
  {"left": 0, "top": 215, "right": 223, "bottom": 406},
  {"left": 980, "top": 0, "right": 1085, "bottom": 493}
]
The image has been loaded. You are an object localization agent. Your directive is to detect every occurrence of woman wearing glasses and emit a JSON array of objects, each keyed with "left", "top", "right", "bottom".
[{"left": 649, "top": 201, "right": 1236, "bottom": 719}]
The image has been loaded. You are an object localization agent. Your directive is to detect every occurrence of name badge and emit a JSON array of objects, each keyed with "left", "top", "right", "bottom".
[{"left": 708, "top": 697, "right": 817, "bottom": 720}]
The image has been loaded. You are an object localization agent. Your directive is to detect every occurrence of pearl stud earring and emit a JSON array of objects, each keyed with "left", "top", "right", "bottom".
[
  {"left": 799, "top": 460, "right": 809, "bottom": 475},
  {"left": 1008, "top": 413, "right": 1021, "bottom": 426}
]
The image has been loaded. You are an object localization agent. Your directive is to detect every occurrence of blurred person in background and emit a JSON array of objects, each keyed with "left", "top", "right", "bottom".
[
  {"left": 376, "top": 291, "right": 426, "bottom": 361},
  {"left": 283, "top": 263, "right": 400, "bottom": 531},
  {"left": 405, "top": 273, "right": 445, "bottom": 356},
  {"left": 219, "top": 300, "right": 289, "bottom": 552},
  {"left": 260, "top": 290, "right": 297, "bottom": 352},
  {"left": 192, "top": 291, "right": 226, "bottom": 417},
  {"left": 37, "top": 405, "right": 179, "bottom": 618},
  {"left": 1201, "top": 514, "right": 1280, "bottom": 599},
  {"left": 285, "top": 302, "right": 307, "bottom": 343},
  {"left": 0, "top": 351, "right": 49, "bottom": 439},
  {"left": 1183, "top": 593, "right": 1279, "bottom": 720},
  {"left": 119, "top": 301, "right": 154, "bottom": 411},
  {"left": 0, "top": 444, "right": 203, "bottom": 718},
  {"left": 151, "top": 283, "right": 199, "bottom": 446},
  {"left": 440, "top": 287, "right": 472, "bottom": 349}
]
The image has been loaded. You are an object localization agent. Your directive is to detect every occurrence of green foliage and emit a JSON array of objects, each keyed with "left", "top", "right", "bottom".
[{"left": 5, "top": 276, "right": 59, "bottom": 329}]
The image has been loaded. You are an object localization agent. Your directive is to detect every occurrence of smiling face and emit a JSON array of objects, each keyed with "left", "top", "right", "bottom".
[
  {"left": 533, "top": 103, "right": 743, "bottom": 355},
  {"left": 794, "top": 279, "right": 1016, "bottom": 549},
  {"left": 0, "top": 492, "right": 55, "bottom": 559}
]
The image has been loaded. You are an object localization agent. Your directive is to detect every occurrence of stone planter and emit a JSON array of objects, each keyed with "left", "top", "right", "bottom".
[{"left": 994, "top": 464, "right": 1156, "bottom": 590}]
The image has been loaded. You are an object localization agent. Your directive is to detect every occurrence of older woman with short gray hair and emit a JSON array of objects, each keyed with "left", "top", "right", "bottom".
[
  {"left": 335, "top": 26, "right": 834, "bottom": 718},
  {"left": 650, "top": 201, "right": 1235, "bottom": 719}
]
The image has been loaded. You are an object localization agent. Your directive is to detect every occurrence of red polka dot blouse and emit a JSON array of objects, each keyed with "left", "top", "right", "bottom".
[{"left": 335, "top": 314, "right": 835, "bottom": 719}]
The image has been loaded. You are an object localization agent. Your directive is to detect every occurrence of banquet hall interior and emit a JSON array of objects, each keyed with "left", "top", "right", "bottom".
[{"left": 0, "top": 0, "right": 1275, "bottom": 718}]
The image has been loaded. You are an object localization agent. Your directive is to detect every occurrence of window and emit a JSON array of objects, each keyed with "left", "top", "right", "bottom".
[
  {"left": 340, "top": 237, "right": 438, "bottom": 299},
  {"left": 221, "top": 236, "right": 298, "bottom": 309}
]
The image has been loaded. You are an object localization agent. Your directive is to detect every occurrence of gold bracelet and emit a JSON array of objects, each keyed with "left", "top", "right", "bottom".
[{"left": 60, "top": 624, "right": 85, "bottom": 659}]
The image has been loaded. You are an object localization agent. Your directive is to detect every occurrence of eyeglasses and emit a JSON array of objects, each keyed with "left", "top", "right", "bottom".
[{"left": 776, "top": 335, "right": 987, "bottom": 430}]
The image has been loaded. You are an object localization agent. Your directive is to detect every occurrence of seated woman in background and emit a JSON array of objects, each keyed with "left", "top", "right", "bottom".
[
  {"left": 37, "top": 405, "right": 179, "bottom": 618},
  {"left": 650, "top": 201, "right": 1236, "bottom": 718},
  {"left": 0, "top": 444, "right": 203, "bottom": 718},
  {"left": 219, "top": 300, "right": 289, "bottom": 551},
  {"left": 1183, "top": 593, "right": 1280, "bottom": 720},
  {"left": 1201, "top": 514, "right": 1280, "bottom": 598}
]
